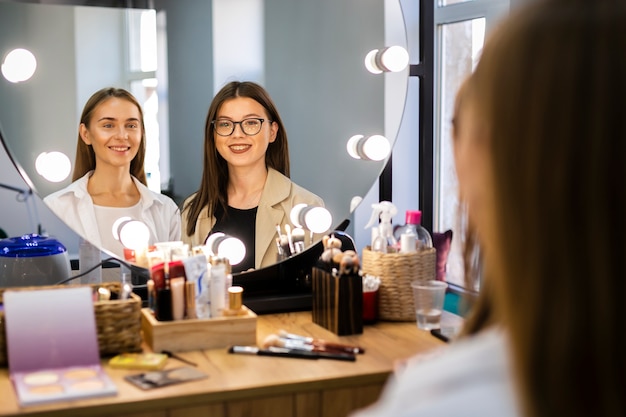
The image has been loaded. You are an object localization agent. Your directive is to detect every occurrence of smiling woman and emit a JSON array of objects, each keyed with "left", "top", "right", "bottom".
[
  {"left": 0, "top": 0, "right": 406, "bottom": 273},
  {"left": 43, "top": 88, "right": 181, "bottom": 259}
]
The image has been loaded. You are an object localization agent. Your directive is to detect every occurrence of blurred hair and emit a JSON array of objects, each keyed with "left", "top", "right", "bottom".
[
  {"left": 72, "top": 87, "right": 147, "bottom": 185},
  {"left": 184, "top": 81, "right": 290, "bottom": 237},
  {"left": 471, "top": 0, "right": 626, "bottom": 415}
]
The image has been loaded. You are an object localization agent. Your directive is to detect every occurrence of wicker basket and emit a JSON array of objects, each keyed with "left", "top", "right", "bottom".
[
  {"left": 0, "top": 282, "right": 142, "bottom": 367},
  {"left": 361, "top": 247, "right": 436, "bottom": 321}
]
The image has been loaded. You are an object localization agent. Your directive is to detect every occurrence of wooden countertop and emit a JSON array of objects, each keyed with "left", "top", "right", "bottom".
[{"left": 0, "top": 311, "right": 462, "bottom": 417}]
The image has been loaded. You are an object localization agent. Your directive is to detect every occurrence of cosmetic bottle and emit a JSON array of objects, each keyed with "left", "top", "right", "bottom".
[
  {"left": 209, "top": 256, "right": 228, "bottom": 317},
  {"left": 393, "top": 210, "right": 433, "bottom": 251},
  {"left": 364, "top": 201, "right": 398, "bottom": 253}
]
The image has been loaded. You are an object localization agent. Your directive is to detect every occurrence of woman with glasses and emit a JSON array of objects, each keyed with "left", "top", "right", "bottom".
[
  {"left": 44, "top": 87, "right": 181, "bottom": 259},
  {"left": 181, "top": 81, "right": 324, "bottom": 273}
]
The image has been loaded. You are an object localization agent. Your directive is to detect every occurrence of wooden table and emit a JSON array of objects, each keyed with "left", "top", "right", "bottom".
[{"left": 0, "top": 311, "right": 462, "bottom": 417}]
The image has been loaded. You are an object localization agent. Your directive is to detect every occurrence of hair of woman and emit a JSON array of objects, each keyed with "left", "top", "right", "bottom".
[
  {"left": 470, "top": 1, "right": 626, "bottom": 416},
  {"left": 184, "top": 81, "right": 290, "bottom": 237},
  {"left": 72, "top": 87, "right": 147, "bottom": 185}
]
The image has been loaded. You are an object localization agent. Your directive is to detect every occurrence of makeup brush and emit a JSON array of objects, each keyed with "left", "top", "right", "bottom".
[
  {"left": 262, "top": 335, "right": 356, "bottom": 361},
  {"left": 284, "top": 224, "right": 296, "bottom": 255},
  {"left": 291, "top": 227, "right": 306, "bottom": 253},
  {"left": 278, "top": 330, "right": 365, "bottom": 354}
]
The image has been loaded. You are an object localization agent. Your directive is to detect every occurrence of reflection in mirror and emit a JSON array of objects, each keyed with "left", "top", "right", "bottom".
[{"left": 0, "top": 0, "right": 408, "bottom": 275}]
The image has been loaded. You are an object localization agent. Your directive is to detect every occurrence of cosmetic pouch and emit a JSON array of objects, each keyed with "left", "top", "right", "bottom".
[
  {"left": 361, "top": 247, "right": 436, "bottom": 321},
  {"left": 311, "top": 267, "right": 363, "bottom": 336}
]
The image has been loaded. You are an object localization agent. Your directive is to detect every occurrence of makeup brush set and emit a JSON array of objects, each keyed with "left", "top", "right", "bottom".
[{"left": 228, "top": 330, "right": 365, "bottom": 362}]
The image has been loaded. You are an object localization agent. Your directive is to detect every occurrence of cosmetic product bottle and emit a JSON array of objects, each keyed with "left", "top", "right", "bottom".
[
  {"left": 223, "top": 286, "right": 246, "bottom": 316},
  {"left": 170, "top": 277, "right": 185, "bottom": 320},
  {"left": 364, "top": 201, "right": 398, "bottom": 253},
  {"left": 209, "top": 256, "right": 228, "bottom": 317},
  {"left": 147, "top": 279, "right": 155, "bottom": 311},
  {"left": 155, "top": 266, "right": 173, "bottom": 321},
  {"left": 168, "top": 260, "right": 186, "bottom": 320},
  {"left": 185, "top": 281, "right": 197, "bottom": 319},
  {"left": 393, "top": 210, "right": 433, "bottom": 251}
]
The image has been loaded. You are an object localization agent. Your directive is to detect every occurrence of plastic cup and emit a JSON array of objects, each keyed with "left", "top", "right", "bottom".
[{"left": 410, "top": 280, "right": 447, "bottom": 330}]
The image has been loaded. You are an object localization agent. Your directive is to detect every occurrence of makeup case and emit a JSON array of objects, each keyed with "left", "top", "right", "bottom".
[
  {"left": 361, "top": 247, "right": 436, "bottom": 321},
  {"left": 0, "top": 281, "right": 142, "bottom": 367}
]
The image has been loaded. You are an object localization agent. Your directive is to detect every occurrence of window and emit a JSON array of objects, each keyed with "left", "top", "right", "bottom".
[
  {"left": 125, "top": 9, "right": 168, "bottom": 194},
  {"left": 434, "top": 0, "right": 509, "bottom": 288}
]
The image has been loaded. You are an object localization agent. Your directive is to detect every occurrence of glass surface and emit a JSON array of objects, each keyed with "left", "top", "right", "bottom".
[
  {"left": 0, "top": 0, "right": 408, "bottom": 276},
  {"left": 435, "top": 17, "right": 485, "bottom": 287}
]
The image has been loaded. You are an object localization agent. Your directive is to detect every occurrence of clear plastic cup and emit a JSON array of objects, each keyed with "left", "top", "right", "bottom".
[{"left": 411, "top": 280, "right": 448, "bottom": 330}]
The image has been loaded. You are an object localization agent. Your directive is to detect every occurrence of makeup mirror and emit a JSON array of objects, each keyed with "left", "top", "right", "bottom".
[{"left": 0, "top": 0, "right": 407, "bottom": 274}]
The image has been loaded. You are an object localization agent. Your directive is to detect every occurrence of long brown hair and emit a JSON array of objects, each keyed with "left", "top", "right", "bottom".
[
  {"left": 472, "top": 1, "right": 626, "bottom": 416},
  {"left": 72, "top": 87, "right": 147, "bottom": 185},
  {"left": 184, "top": 81, "right": 290, "bottom": 237}
]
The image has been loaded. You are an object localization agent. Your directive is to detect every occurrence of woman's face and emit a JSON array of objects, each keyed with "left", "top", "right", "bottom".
[
  {"left": 453, "top": 93, "right": 495, "bottom": 242},
  {"left": 80, "top": 97, "right": 142, "bottom": 171},
  {"left": 214, "top": 97, "right": 278, "bottom": 172}
]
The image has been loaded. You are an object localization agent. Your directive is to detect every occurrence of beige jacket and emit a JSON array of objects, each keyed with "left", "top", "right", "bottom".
[{"left": 182, "top": 168, "right": 324, "bottom": 269}]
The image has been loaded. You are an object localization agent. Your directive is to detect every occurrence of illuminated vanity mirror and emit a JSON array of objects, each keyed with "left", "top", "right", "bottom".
[{"left": 0, "top": 0, "right": 408, "bottom": 307}]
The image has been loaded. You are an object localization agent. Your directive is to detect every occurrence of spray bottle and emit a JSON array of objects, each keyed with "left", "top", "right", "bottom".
[{"left": 364, "top": 201, "right": 398, "bottom": 253}]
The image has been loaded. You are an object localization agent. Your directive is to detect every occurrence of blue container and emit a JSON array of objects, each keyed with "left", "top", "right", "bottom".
[{"left": 0, "top": 234, "right": 70, "bottom": 287}]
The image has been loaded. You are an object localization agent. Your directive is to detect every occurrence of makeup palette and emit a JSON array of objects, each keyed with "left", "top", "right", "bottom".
[{"left": 3, "top": 287, "right": 117, "bottom": 406}]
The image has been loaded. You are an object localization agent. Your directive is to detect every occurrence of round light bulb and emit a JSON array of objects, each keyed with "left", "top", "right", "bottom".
[
  {"left": 35, "top": 151, "right": 71, "bottom": 183},
  {"left": 364, "top": 49, "right": 382, "bottom": 74},
  {"left": 361, "top": 135, "right": 390, "bottom": 161},
  {"left": 111, "top": 216, "right": 132, "bottom": 241},
  {"left": 290, "top": 203, "right": 308, "bottom": 228},
  {"left": 217, "top": 236, "right": 246, "bottom": 266},
  {"left": 380, "top": 46, "right": 409, "bottom": 72},
  {"left": 119, "top": 220, "right": 150, "bottom": 250},
  {"left": 346, "top": 135, "right": 365, "bottom": 159},
  {"left": 304, "top": 206, "right": 332, "bottom": 234},
  {"left": 2, "top": 48, "right": 37, "bottom": 83},
  {"left": 350, "top": 196, "right": 363, "bottom": 213}
]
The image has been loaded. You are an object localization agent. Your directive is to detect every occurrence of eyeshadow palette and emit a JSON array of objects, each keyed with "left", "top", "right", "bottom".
[
  {"left": 3, "top": 287, "right": 118, "bottom": 406},
  {"left": 11, "top": 364, "right": 116, "bottom": 406}
]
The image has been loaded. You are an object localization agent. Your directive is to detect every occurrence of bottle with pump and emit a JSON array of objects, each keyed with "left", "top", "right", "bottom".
[
  {"left": 364, "top": 201, "right": 398, "bottom": 253},
  {"left": 393, "top": 210, "right": 433, "bottom": 252}
]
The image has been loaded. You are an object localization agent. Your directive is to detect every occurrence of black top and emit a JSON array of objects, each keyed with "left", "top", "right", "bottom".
[{"left": 209, "top": 204, "right": 257, "bottom": 273}]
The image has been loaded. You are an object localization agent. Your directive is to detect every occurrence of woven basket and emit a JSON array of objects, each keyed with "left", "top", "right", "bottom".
[
  {"left": 0, "top": 282, "right": 142, "bottom": 367},
  {"left": 361, "top": 247, "right": 436, "bottom": 321}
]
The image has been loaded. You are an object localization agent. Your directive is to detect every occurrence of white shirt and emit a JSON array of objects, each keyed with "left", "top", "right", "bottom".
[
  {"left": 43, "top": 172, "right": 181, "bottom": 256},
  {"left": 350, "top": 328, "right": 521, "bottom": 417}
]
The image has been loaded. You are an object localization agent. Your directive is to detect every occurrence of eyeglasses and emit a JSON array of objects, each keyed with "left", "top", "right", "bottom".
[{"left": 211, "top": 118, "right": 268, "bottom": 136}]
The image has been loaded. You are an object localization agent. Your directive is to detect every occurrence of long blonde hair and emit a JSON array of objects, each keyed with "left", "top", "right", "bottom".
[{"left": 472, "top": 0, "right": 626, "bottom": 415}]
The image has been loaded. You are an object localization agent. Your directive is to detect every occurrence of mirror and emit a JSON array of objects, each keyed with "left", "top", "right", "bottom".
[{"left": 0, "top": 0, "right": 407, "bottom": 271}]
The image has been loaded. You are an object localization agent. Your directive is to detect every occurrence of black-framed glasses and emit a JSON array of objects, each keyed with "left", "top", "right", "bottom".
[{"left": 211, "top": 118, "right": 268, "bottom": 136}]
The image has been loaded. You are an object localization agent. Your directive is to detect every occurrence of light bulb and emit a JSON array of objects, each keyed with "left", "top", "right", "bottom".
[
  {"left": 379, "top": 46, "right": 409, "bottom": 72},
  {"left": 35, "top": 151, "right": 71, "bottom": 183},
  {"left": 364, "top": 49, "right": 382, "bottom": 74},
  {"left": 290, "top": 204, "right": 332, "bottom": 234},
  {"left": 364, "top": 46, "right": 409, "bottom": 74},
  {"left": 303, "top": 206, "right": 332, "bottom": 234},
  {"left": 111, "top": 216, "right": 132, "bottom": 241},
  {"left": 2, "top": 48, "right": 37, "bottom": 83},
  {"left": 346, "top": 134, "right": 390, "bottom": 161},
  {"left": 118, "top": 220, "right": 150, "bottom": 251},
  {"left": 205, "top": 232, "right": 246, "bottom": 266}
]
